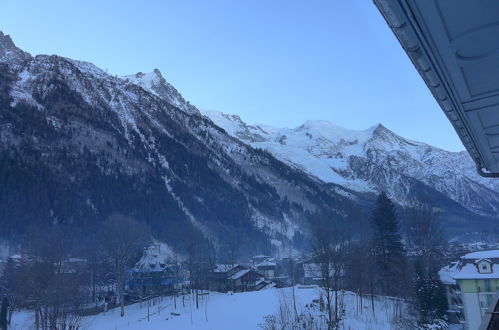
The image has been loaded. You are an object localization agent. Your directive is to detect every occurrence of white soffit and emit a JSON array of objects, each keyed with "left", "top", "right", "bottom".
[{"left": 374, "top": 0, "right": 499, "bottom": 176}]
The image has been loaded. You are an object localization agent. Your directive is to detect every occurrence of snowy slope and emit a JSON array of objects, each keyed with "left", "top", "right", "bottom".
[
  {"left": 202, "top": 110, "right": 499, "bottom": 217},
  {"left": 11, "top": 287, "right": 412, "bottom": 330}
]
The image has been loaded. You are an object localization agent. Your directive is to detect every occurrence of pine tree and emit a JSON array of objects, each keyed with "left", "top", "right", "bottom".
[
  {"left": 0, "top": 296, "right": 8, "bottom": 330},
  {"left": 414, "top": 261, "right": 448, "bottom": 325},
  {"left": 371, "top": 191, "right": 406, "bottom": 296},
  {"left": 407, "top": 206, "right": 448, "bottom": 325}
]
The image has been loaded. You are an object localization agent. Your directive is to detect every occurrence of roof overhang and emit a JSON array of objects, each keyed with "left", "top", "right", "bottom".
[{"left": 374, "top": 0, "right": 499, "bottom": 176}]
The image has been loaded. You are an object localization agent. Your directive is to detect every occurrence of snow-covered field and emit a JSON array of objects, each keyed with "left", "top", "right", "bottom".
[{"left": 11, "top": 286, "right": 411, "bottom": 330}]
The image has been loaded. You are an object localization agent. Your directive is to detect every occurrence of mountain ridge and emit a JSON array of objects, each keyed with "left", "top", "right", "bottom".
[
  {"left": 200, "top": 109, "right": 499, "bottom": 219},
  {"left": 0, "top": 31, "right": 497, "bottom": 251},
  {"left": 0, "top": 32, "right": 368, "bottom": 255}
]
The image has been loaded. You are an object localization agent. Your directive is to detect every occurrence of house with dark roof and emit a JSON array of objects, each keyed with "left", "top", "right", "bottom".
[
  {"left": 207, "top": 264, "right": 264, "bottom": 292},
  {"left": 253, "top": 256, "right": 277, "bottom": 280}
]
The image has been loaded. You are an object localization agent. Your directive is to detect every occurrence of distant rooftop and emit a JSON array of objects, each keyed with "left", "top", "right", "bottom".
[{"left": 213, "top": 264, "right": 244, "bottom": 273}]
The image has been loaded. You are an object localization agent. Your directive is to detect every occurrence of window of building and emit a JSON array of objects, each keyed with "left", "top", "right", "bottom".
[
  {"left": 477, "top": 260, "right": 493, "bottom": 274},
  {"left": 485, "top": 279, "right": 492, "bottom": 292},
  {"left": 487, "top": 294, "right": 494, "bottom": 306}
]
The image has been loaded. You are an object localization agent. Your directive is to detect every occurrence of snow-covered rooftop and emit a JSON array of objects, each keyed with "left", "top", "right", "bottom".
[
  {"left": 229, "top": 268, "right": 252, "bottom": 280},
  {"left": 213, "top": 264, "right": 244, "bottom": 273},
  {"left": 252, "top": 255, "right": 271, "bottom": 259},
  {"left": 461, "top": 250, "right": 499, "bottom": 260},
  {"left": 133, "top": 242, "right": 177, "bottom": 273},
  {"left": 439, "top": 251, "right": 499, "bottom": 283},
  {"left": 255, "top": 259, "right": 277, "bottom": 268},
  {"left": 453, "top": 263, "right": 499, "bottom": 280},
  {"left": 438, "top": 262, "right": 459, "bottom": 285}
]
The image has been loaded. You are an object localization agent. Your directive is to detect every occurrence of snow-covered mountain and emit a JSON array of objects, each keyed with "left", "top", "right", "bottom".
[
  {"left": 0, "top": 32, "right": 368, "bottom": 253},
  {"left": 0, "top": 30, "right": 496, "bottom": 250},
  {"left": 201, "top": 110, "right": 499, "bottom": 220}
]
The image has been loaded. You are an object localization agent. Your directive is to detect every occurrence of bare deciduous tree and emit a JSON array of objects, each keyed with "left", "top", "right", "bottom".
[
  {"left": 13, "top": 226, "right": 86, "bottom": 330},
  {"left": 406, "top": 206, "right": 446, "bottom": 268},
  {"left": 97, "top": 214, "right": 151, "bottom": 317},
  {"left": 310, "top": 213, "right": 347, "bottom": 330},
  {"left": 227, "top": 232, "right": 240, "bottom": 269}
]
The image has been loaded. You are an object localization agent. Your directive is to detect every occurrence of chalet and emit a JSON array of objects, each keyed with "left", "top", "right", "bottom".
[
  {"left": 279, "top": 256, "right": 308, "bottom": 285},
  {"left": 253, "top": 257, "right": 277, "bottom": 280},
  {"left": 207, "top": 264, "right": 246, "bottom": 292},
  {"left": 439, "top": 261, "right": 465, "bottom": 325},
  {"left": 439, "top": 250, "right": 499, "bottom": 330},
  {"left": 300, "top": 263, "right": 326, "bottom": 285},
  {"left": 299, "top": 262, "right": 343, "bottom": 286},
  {"left": 207, "top": 264, "right": 265, "bottom": 292},
  {"left": 127, "top": 244, "right": 183, "bottom": 295},
  {"left": 229, "top": 267, "right": 264, "bottom": 292}
]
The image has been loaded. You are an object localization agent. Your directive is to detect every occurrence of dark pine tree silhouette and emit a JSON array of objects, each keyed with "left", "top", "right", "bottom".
[
  {"left": 0, "top": 296, "right": 7, "bottom": 330},
  {"left": 413, "top": 261, "right": 448, "bottom": 325},
  {"left": 371, "top": 191, "right": 406, "bottom": 297}
]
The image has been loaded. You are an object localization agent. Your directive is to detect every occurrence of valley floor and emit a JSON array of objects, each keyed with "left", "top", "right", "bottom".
[{"left": 11, "top": 286, "right": 412, "bottom": 330}]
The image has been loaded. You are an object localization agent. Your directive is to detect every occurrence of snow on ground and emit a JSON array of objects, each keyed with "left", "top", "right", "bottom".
[{"left": 11, "top": 286, "right": 412, "bottom": 330}]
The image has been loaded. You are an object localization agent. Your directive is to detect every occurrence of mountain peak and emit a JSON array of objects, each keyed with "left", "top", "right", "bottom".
[
  {"left": 130, "top": 70, "right": 163, "bottom": 86},
  {"left": 0, "top": 31, "right": 15, "bottom": 49},
  {"left": 368, "top": 122, "right": 423, "bottom": 147},
  {"left": 370, "top": 122, "right": 390, "bottom": 136},
  {"left": 0, "top": 31, "right": 32, "bottom": 65},
  {"left": 153, "top": 68, "right": 163, "bottom": 79},
  {"left": 123, "top": 69, "right": 199, "bottom": 115},
  {"left": 294, "top": 120, "right": 386, "bottom": 147}
]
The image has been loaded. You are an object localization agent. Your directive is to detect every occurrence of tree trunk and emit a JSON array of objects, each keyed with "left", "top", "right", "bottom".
[
  {"left": 119, "top": 278, "right": 125, "bottom": 317},
  {"left": 334, "top": 288, "right": 338, "bottom": 327},
  {"left": 292, "top": 285, "right": 298, "bottom": 321},
  {"left": 196, "top": 289, "right": 199, "bottom": 309},
  {"left": 370, "top": 282, "right": 375, "bottom": 315},
  {"left": 326, "top": 289, "right": 333, "bottom": 330},
  {"left": 120, "top": 294, "right": 125, "bottom": 317},
  {"left": 35, "top": 307, "right": 40, "bottom": 330}
]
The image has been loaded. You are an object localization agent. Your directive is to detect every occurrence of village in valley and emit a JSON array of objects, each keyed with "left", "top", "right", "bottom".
[{"left": 2, "top": 211, "right": 499, "bottom": 330}]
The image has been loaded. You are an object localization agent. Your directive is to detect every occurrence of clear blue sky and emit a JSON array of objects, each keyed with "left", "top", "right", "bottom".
[{"left": 0, "top": 0, "right": 464, "bottom": 151}]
